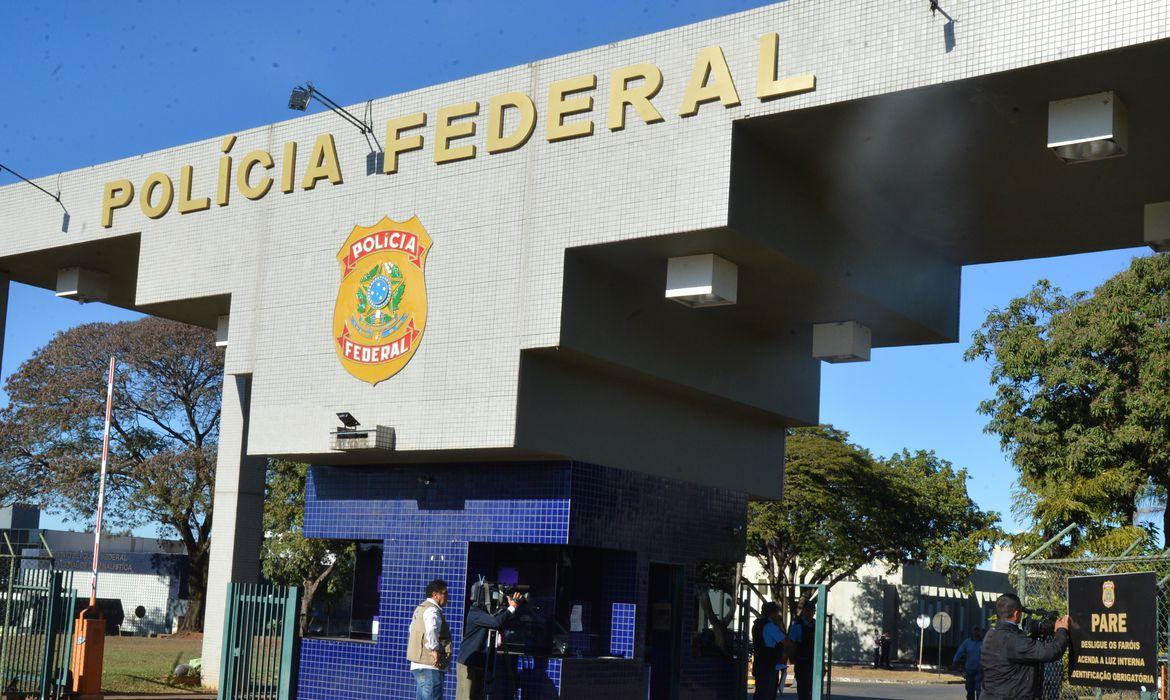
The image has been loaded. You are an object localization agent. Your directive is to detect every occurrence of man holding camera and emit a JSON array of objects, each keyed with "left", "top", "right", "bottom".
[
  {"left": 980, "top": 593, "right": 1069, "bottom": 700},
  {"left": 456, "top": 583, "right": 523, "bottom": 700}
]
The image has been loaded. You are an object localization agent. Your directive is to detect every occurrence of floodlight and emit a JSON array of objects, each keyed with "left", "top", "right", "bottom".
[
  {"left": 286, "top": 82, "right": 371, "bottom": 134},
  {"left": 337, "top": 412, "right": 360, "bottom": 429},
  {"left": 288, "top": 86, "right": 313, "bottom": 111}
]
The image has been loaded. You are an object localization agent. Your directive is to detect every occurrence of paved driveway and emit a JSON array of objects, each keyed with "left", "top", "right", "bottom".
[{"left": 823, "top": 681, "right": 967, "bottom": 699}]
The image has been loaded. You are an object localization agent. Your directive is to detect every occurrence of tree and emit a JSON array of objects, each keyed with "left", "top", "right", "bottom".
[
  {"left": 0, "top": 317, "right": 221, "bottom": 631},
  {"left": 261, "top": 461, "right": 354, "bottom": 635},
  {"left": 965, "top": 254, "right": 1170, "bottom": 554},
  {"left": 746, "top": 426, "right": 1001, "bottom": 617}
]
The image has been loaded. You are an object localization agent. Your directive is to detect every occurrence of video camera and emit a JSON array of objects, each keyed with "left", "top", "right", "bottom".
[
  {"left": 1021, "top": 608, "right": 1059, "bottom": 638},
  {"left": 472, "top": 579, "right": 531, "bottom": 615},
  {"left": 471, "top": 578, "right": 568, "bottom": 656}
]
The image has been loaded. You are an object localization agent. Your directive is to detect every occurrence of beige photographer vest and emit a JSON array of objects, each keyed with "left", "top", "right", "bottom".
[{"left": 407, "top": 600, "right": 452, "bottom": 666}]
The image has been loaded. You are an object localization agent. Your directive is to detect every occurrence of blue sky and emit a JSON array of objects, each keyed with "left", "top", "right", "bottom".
[{"left": 1, "top": 1, "right": 1154, "bottom": 537}]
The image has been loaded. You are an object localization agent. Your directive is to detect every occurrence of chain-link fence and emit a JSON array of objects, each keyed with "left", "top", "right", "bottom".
[{"left": 1017, "top": 553, "right": 1170, "bottom": 700}]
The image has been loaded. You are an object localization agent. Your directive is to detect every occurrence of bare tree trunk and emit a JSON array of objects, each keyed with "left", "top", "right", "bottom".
[{"left": 181, "top": 546, "right": 208, "bottom": 633}]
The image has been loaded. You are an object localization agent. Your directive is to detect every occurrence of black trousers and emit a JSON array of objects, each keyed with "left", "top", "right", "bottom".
[
  {"left": 794, "top": 662, "right": 814, "bottom": 700},
  {"left": 753, "top": 669, "right": 778, "bottom": 700}
]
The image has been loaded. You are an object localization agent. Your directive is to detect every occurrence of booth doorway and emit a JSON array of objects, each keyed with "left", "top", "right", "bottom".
[{"left": 645, "top": 563, "right": 683, "bottom": 700}]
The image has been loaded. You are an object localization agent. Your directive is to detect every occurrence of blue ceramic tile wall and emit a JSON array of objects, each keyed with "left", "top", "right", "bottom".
[
  {"left": 297, "top": 461, "right": 747, "bottom": 699},
  {"left": 610, "top": 604, "right": 636, "bottom": 658}
]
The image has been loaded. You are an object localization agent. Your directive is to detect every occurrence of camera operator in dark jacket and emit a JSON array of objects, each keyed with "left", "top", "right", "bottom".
[
  {"left": 456, "top": 583, "right": 522, "bottom": 700},
  {"left": 981, "top": 593, "right": 1069, "bottom": 700}
]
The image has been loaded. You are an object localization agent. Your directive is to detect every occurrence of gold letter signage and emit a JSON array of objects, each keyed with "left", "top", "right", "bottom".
[
  {"left": 100, "top": 34, "right": 816, "bottom": 228},
  {"left": 332, "top": 216, "right": 432, "bottom": 385}
]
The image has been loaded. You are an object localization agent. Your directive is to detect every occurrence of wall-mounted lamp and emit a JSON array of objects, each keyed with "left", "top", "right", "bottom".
[
  {"left": 1145, "top": 202, "right": 1170, "bottom": 253},
  {"left": 665, "top": 254, "right": 737, "bottom": 308},
  {"left": 288, "top": 82, "right": 372, "bottom": 134},
  {"left": 1048, "top": 91, "right": 1128, "bottom": 163},
  {"left": 215, "top": 315, "right": 230, "bottom": 348},
  {"left": 1, "top": 162, "right": 70, "bottom": 231},
  {"left": 55, "top": 267, "right": 108, "bottom": 303},
  {"left": 812, "top": 321, "right": 872, "bottom": 363}
]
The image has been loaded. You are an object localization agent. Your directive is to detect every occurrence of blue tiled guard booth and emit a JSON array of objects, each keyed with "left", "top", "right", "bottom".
[{"left": 299, "top": 461, "right": 746, "bottom": 699}]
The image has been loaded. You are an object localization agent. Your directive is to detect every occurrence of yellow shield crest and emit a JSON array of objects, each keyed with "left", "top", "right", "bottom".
[{"left": 332, "top": 216, "right": 432, "bottom": 385}]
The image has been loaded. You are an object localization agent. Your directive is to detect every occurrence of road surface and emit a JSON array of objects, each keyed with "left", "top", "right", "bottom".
[{"left": 823, "top": 681, "right": 966, "bottom": 699}]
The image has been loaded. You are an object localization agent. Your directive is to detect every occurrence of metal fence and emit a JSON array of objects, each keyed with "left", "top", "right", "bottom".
[
  {"left": 1017, "top": 551, "right": 1170, "bottom": 700},
  {"left": 736, "top": 580, "right": 831, "bottom": 699},
  {"left": 0, "top": 534, "right": 77, "bottom": 700},
  {"left": 218, "top": 582, "right": 301, "bottom": 700}
]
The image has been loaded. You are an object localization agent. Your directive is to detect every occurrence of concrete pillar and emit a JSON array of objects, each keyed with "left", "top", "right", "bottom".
[
  {"left": 200, "top": 373, "right": 266, "bottom": 688},
  {"left": 0, "top": 271, "right": 8, "bottom": 376}
]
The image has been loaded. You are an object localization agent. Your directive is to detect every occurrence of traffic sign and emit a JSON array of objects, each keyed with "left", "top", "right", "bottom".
[
  {"left": 932, "top": 611, "right": 952, "bottom": 634},
  {"left": 916, "top": 614, "right": 931, "bottom": 630}
]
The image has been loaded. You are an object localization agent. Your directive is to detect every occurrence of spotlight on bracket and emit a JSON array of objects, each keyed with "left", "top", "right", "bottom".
[
  {"left": 812, "top": 321, "right": 872, "bottom": 363},
  {"left": 665, "top": 254, "right": 737, "bottom": 308},
  {"left": 1048, "top": 91, "right": 1128, "bottom": 163},
  {"left": 331, "top": 412, "right": 395, "bottom": 452},
  {"left": 1145, "top": 202, "right": 1170, "bottom": 253}
]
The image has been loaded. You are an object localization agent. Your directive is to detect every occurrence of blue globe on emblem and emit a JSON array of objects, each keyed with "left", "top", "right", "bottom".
[{"left": 368, "top": 275, "right": 391, "bottom": 309}]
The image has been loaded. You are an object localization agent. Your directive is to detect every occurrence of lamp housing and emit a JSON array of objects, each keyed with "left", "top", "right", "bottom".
[
  {"left": 812, "top": 321, "right": 872, "bottom": 363},
  {"left": 1144, "top": 202, "right": 1170, "bottom": 253},
  {"left": 1048, "top": 91, "right": 1128, "bottom": 163},
  {"left": 665, "top": 254, "right": 737, "bottom": 308}
]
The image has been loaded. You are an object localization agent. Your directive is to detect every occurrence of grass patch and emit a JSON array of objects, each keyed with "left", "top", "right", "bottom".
[{"left": 102, "top": 634, "right": 206, "bottom": 694}]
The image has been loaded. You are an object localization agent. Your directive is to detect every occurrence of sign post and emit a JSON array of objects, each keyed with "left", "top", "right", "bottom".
[
  {"left": 1068, "top": 572, "right": 1158, "bottom": 693},
  {"left": 932, "top": 612, "right": 952, "bottom": 676},
  {"left": 916, "top": 614, "right": 931, "bottom": 669},
  {"left": 70, "top": 356, "right": 115, "bottom": 700}
]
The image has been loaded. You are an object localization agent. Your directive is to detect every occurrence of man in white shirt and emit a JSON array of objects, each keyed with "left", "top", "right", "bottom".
[{"left": 407, "top": 579, "right": 452, "bottom": 700}]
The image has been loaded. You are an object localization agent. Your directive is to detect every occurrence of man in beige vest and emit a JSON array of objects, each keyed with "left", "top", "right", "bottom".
[{"left": 408, "top": 579, "right": 452, "bottom": 700}]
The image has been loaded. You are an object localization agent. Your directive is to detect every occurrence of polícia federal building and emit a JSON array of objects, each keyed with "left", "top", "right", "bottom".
[{"left": 1, "top": 1, "right": 1167, "bottom": 698}]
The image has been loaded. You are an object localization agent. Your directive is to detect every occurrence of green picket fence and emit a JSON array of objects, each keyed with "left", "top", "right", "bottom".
[
  {"left": 0, "top": 550, "right": 77, "bottom": 700},
  {"left": 218, "top": 582, "right": 301, "bottom": 700}
]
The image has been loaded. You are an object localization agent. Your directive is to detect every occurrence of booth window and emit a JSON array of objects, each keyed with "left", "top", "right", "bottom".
[
  {"left": 302, "top": 540, "right": 383, "bottom": 642},
  {"left": 465, "top": 543, "right": 632, "bottom": 658},
  {"left": 693, "top": 561, "right": 736, "bottom": 658}
]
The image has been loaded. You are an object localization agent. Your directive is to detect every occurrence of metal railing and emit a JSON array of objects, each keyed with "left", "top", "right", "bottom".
[
  {"left": 0, "top": 532, "right": 77, "bottom": 699},
  {"left": 218, "top": 582, "right": 301, "bottom": 700},
  {"left": 737, "top": 580, "right": 831, "bottom": 699}
]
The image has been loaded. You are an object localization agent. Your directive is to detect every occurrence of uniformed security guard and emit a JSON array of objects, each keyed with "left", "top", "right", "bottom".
[{"left": 980, "top": 593, "right": 1069, "bottom": 700}]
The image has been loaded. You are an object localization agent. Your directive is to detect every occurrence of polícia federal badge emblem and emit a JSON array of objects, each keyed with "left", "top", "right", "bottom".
[
  {"left": 1102, "top": 580, "right": 1116, "bottom": 608},
  {"left": 333, "top": 216, "right": 431, "bottom": 385}
]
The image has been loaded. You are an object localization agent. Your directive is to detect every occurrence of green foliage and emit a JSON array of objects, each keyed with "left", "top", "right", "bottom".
[
  {"left": 261, "top": 461, "right": 354, "bottom": 633},
  {"left": 965, "top": 254, "right": 1170, "bottom": 553},
  {"left": 747, "top": 426, "right": 1001, "bottom": 612},
  {"left": 0, "top": 317, "right": 221, "bottom": 631}
]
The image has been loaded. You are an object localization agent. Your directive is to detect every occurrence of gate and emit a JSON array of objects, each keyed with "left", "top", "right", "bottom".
[
  {"left": 218, "top": 582, "right": 301, "bottom": 700},
  {"left": 1016, "top": 540, "right": 1170, "bottom": 700},
  {"left": 0, "top": 534, "right": 77, "bottom": 700},
  {"left": 736, "top": 580, "right": 831, "bottom": 699}
]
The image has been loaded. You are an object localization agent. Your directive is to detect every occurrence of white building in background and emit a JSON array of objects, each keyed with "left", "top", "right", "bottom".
[
  {"left": 743, "top": 549, "right": 1014, "bottom": 666},
  {"left": 1, "top": 505, "right": 189, "bottom": 636}
]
